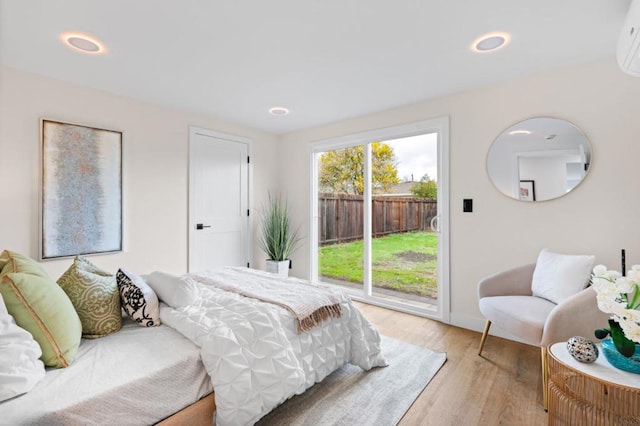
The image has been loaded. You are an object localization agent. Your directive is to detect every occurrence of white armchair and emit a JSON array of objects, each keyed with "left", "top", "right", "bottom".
[{"left": 477, "top": 263, "right": 609, "bottom": 409}]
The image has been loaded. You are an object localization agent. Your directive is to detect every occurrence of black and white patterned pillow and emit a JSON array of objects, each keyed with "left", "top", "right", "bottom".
[{"left": 116, "top": 269, "right": 160, "bottom": 327}]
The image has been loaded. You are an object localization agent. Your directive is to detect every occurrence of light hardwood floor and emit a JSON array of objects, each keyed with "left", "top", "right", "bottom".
[{"left": 355, "top": 302, "right": 548, "bottom": 426}]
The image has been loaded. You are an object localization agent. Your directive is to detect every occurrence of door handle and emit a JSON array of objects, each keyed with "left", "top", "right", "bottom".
[
  {"left": 196, "top": 223, "right": 212, "bottom": 230},
  {"left": 430, "top": 215, "right": 440, "bottom": 233}
]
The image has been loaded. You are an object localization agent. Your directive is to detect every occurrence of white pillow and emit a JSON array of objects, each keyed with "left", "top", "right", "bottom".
[
  {"left": 0, "top": 293, "right": 46, "bottom": 402},
  {"left": 143, "top": 271, "right": 198, "bottom": 308},
  {"left": 531, "top": 249, "right": 595, "bottom": 304},
  {"left": 116, "top": 269, "right": 160, "bottom": 327}
]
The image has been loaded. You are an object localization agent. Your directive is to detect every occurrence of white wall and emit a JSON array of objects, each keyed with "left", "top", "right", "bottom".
[
  {"left": 278, "top": 58, "right": 640, "bottom": 332},
  {"left": 4, "top": 59, "right": 640, "bottom": 336},
  {"left": 0, "top": 65, "right": 280, "bottom": 279}
]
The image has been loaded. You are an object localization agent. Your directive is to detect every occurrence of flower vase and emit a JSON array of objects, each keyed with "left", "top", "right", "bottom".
[{"left": 601, "top": 338, "right": 640, "bottom": 374}]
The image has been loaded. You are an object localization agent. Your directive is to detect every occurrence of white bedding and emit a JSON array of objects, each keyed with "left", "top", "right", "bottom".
[
  {"left": 160, "top": 268, "right": 387, "bottom": 426},
  {"left": 0, "top": 317, "right": 212, "bottom": 426}
]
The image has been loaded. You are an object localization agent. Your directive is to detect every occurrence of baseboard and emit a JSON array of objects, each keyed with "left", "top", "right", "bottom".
[{"left": 449, "top": 313, "right": 532, "bottom": 346}]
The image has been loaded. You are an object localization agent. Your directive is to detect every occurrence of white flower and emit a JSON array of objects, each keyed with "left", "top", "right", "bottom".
[
  {"left": 615, "top": 277, "right": 636, "bottom": 293},
  {"left": 618, "top": 317, "right": 640, "bottom": 344},
  {"left": 604, "top": 270, "right": 622, "bottom": 280},
  {"left": 626, "top": 267, "right": 640, "bottom": 284},
  {"left": 592, "top": 276, "right": 617, "bottom": 294},
  {"left": 623, "top": 307, "right": 640, "bottom": 323},
  {"left": 592, "top": 264, "right": 640, "bottom": 345},
  {"left": 593, "top": 264, "right": 608, "bottom": 276},
  {"left": 597, "top": 295, "right": 627, "bottom": 318}
]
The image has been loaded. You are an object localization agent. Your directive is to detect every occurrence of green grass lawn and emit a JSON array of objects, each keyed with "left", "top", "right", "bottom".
[{"left": 319, "top": 231, "right": 438, "bottom": 298}]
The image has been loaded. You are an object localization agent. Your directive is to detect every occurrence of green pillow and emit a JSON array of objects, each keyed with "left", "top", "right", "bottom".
[
  {"left": 0, "top": 250, "right": 82, "bottom": 368},
  {"left": 57, "top": 256, "right": 122, "bottom": 338}
]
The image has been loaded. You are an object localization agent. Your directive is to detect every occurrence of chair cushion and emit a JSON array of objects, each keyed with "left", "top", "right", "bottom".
[
  {"left": 479, "top": 295, "right": 556, "bottom": 346},
  {"left": 531, "top": 249, "right": 595, "bottom": 304}
]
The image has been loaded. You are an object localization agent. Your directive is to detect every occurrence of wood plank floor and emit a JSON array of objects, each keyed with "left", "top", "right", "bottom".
[{"left": 355, "top": 302, "right": 548, "bottom": 426}]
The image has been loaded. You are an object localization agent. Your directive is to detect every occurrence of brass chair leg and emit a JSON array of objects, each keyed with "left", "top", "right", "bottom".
[
  {"left": 478, "top": 320, "right": 491, "bottom": 355},
  {"left": 541, "top": 346, "right": 548, "bottom": 411}
]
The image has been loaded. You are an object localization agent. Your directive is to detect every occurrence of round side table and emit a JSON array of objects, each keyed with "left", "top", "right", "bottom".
[{"left": 547, "top": 342, "right": 640, "bottom": 425}]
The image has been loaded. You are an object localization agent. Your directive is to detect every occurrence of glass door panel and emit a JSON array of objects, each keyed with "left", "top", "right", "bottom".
[
  {"left": 317, "top": 147, "right": 364, "bottom": 292},
  {"left": 371, "top": 134, "right": 439, "bottom": 312}
]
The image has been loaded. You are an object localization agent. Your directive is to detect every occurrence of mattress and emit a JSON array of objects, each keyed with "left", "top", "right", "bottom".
[{"left": 0, "top": 316, "right": 212, "bottom": 425}]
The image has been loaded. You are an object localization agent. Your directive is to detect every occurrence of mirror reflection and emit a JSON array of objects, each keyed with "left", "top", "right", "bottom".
[{"left": 487, "top": 117, "right": 591, "bottom": 202}]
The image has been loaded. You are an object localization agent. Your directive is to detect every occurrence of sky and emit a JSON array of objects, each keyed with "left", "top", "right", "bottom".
[{"left": 385, "top": 133, "right": 438, "bottom": 182}]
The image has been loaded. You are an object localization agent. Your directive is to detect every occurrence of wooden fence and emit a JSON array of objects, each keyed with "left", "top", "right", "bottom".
[{"left": 318, "top": 193, "right": 437, "bottom": 245}]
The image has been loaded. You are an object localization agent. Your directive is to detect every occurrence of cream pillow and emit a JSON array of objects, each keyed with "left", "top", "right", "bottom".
[
  {"left": 117, "top": 269, "right": 160, "bottom": 327},
  {"left": 143, "top": 271, "right": 198, "bottom": 308},
  {"left": 531, "top": 249, "right": 595, "bottom": 304}
]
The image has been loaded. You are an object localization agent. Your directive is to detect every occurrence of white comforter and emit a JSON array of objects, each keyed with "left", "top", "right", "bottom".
[{"left": 160, "top": 268, "right": 387, "bottom": 426}]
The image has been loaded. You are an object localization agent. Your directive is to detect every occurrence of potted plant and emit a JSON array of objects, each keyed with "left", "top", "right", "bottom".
[{"left": 257, "top": 194, "right": 301, "bottom": 276}]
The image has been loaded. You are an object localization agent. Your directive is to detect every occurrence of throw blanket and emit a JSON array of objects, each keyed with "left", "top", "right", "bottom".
[
  {"left": 188, "top": 268, "right": 342, "bottom": 332},
  {"left": 160, "top": 268, "right": 387, "bottom": 426}
]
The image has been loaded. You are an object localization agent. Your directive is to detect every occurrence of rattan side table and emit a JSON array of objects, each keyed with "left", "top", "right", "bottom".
[{"left": 547, "top": 342, "right": 640, "bottom": 425}]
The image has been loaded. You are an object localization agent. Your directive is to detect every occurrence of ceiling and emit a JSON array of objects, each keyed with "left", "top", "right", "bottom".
[{"left": 0, "top": 0, "right": 632, "bottom": 135}]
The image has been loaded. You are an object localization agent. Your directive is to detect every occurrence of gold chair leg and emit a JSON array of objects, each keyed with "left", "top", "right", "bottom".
[
  {"left": 541, "top": 346, "right": 548, "bottom": 411},
  {"left": 478, "top": 320, "right": 491, "bottom": 355}
]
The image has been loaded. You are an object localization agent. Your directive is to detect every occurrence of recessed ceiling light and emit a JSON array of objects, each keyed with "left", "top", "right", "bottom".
[
  {"left": 269, "top": 107, "right": 290, "bottom": 116},
  {"left": 472, "top": 32, "right": 510, "bottom": 53},
  {"left": 509, "top": 130, "right": 531, "bottom": 135},
  {"left": 61, "top": 32, "right": 106, "bottom": 54}
]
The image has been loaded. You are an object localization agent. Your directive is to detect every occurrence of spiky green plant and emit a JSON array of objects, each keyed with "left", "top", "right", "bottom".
[{"left": 258, "top": 194, "right": 301, "bottom": 261}]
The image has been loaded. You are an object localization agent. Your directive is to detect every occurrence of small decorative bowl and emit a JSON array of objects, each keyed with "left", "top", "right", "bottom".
[{"left": 601, "top": 338, "right": 640, "bottom": 374}]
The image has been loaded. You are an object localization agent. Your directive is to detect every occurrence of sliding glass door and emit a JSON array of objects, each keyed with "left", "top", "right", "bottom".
[{"left": 310, "top": 118, "right": 449, "bottom": 320}]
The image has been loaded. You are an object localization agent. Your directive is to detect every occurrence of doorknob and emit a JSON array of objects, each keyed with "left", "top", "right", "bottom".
[
  {"left": 430, "top": 215, "right": 440, "bottom": 233},
  {"left": 196, "top": 223, "right": 212, "bottom": 230}
]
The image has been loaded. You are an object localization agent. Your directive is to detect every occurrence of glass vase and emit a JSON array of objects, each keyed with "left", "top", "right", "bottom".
[{"left": 601, "top": 338, "right": 640, "bottom": 374}]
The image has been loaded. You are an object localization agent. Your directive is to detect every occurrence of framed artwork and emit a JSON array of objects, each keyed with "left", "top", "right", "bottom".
[
  {"left": 40, "top": 119, "right": 122, "bottom": 260},
  {"left": 519, "top": 180, "right": 536, "bottom": 202}
]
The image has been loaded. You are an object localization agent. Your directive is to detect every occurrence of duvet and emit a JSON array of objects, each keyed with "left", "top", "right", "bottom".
[{"left": 159, "top": 268, "right": 387, "bottom": 426}]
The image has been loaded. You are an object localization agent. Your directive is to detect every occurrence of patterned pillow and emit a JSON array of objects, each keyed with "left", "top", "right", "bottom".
[
  {"left": 116, "top": 269, "right": 160, "bottom": 327},
  {"left": 57, "top": 256, "right": 122, "bottom": 338}
]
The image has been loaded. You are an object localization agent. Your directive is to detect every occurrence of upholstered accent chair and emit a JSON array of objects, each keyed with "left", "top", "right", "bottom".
[{"left": 477, "top": 262, "right": 609, "bottom": 409}]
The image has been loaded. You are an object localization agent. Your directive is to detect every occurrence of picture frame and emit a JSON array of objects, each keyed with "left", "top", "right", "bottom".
[
  {"left": 519, "top": 180, "right": 536, "bottom": 202},
  {"left": 40, "top": 119, "right": 122, "bottom": 260}
]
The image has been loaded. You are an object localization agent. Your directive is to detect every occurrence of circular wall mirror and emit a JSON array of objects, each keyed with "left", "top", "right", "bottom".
[{"left": 487, "top": 117, "right": 591, "bottom": 202}]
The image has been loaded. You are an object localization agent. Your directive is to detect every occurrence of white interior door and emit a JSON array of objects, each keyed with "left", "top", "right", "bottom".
[{"left": 189, "top": 127, "right": 250, "bottom": 272}]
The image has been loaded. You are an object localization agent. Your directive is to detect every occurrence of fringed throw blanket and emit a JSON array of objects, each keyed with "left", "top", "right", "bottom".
[{"left": 188, "top": 267, "right": 342, "bottom": 332}]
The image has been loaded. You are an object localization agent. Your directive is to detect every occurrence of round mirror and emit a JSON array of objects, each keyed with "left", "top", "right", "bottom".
[{"left": 487, "top": 117, "right": 591, "bottom": 202}]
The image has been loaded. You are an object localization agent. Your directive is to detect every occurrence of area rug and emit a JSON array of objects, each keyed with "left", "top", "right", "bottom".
[{"left": 256, "top": 336, "right": 447, "bottom": 426}]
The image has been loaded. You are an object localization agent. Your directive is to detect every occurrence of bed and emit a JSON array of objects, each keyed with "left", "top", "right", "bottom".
[
  {"left": 0, "top": 262, "right": 386, "bottom": 426},
  {"left": 0, "top": 317, "right": 213, "bottom": 425}
]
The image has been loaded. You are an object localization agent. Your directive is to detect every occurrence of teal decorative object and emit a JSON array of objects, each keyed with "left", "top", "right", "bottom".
[{"left": 601, "top": 338, "right": 640, "bottom": 374}]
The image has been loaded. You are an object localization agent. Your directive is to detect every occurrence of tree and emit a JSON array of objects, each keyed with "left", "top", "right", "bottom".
[
  {"left": 411, "top": 174, "right": 437, "bottom": 199},
  {"left": 319, "top": 142, "right": 400, "bottom": 194}
]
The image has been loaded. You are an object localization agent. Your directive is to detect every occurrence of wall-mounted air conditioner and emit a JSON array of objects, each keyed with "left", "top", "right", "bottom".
[{"left": 618, "top": 0, "right": 640, "bottom": 76}]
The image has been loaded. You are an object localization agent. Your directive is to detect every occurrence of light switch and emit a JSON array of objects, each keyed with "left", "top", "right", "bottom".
[{"left": 463, "top": 199, "right": 473, "bottom": 213}]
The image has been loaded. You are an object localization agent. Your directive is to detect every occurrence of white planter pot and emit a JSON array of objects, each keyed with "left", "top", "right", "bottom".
[{"left": 266, "top": 259, "right": 290, "bottom": 277}]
